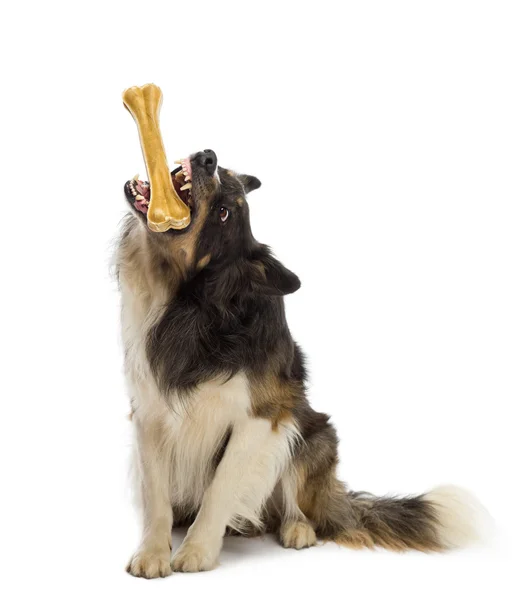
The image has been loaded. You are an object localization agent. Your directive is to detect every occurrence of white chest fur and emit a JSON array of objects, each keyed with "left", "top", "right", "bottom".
[
  {"left": 129, "top": 367, "right": 253, "bottom": 512},
  {"left": 165, "top": 374, "right": 252, "bottom": 510}
]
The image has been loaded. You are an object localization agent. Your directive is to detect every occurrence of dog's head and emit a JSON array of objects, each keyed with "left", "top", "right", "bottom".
[{"left": 123, "top": 150, "right": 300, "bottom": 297}]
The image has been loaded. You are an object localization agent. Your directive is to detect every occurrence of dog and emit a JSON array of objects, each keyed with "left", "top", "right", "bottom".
[{"left": 117, "top": 149, "right": 482, "bottom": 578}]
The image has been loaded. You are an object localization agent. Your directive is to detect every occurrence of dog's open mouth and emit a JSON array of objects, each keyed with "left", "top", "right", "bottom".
[{"left": 124, "top": 156, "right": 193, "bottom": 218}]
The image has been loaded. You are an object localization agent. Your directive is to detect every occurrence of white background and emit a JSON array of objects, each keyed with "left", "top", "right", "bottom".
[{"left": 1, "top": 1, "right": 528, "bottom": 598}]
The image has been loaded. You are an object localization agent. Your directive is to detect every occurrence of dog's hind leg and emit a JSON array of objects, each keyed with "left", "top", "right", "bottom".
[
  {"left": 278, "top": 467, "right": 317, "bottom": 549},
  {"left": 171, "top": 417, "right": 298, "bottom": 573}
]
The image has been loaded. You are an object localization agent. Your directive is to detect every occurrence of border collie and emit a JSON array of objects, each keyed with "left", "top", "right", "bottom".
[{"left": 117, "top": 149, "right": 483, "bottom": 578}]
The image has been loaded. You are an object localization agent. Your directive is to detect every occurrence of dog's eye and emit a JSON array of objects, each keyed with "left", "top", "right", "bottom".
[{"left": 219, "top": 206, "right": 230, "bottom": 223}]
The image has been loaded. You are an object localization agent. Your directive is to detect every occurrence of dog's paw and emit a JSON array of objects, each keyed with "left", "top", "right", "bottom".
[
  {"left": 126, "top": 548, "right": 172, "bottom": 579},
  {"left": 171, "top": 541, "right": 218, "bottom": 573},
  {"left": 280, "top": 521, "right": 317, "bottom": 550}
]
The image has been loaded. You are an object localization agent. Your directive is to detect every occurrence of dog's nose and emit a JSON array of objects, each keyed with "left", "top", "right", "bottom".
[{"left": 196, "top": 149, "right": 217, "bottom": 176}]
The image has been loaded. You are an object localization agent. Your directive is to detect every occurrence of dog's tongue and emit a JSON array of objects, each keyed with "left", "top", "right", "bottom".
[{"left": 134, "top": 197, "right": 149, "bottom": 214}]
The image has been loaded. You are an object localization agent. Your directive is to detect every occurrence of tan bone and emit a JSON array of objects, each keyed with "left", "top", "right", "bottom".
[{"left": 122, "top": 84, "right": 191, "bottom": 232}]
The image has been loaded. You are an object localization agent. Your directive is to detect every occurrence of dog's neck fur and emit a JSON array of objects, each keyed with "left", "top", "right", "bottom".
[
  {"left": 117, "top": 216, "right": 294, "bottom": 397},
  {"left": 117, "top": 217, "right": 186, "bottom": 307}
]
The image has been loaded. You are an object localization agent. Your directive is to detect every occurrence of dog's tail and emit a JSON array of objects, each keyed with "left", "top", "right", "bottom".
[{"left": 324, "top": 484, "right": 489, "bottom": 551}]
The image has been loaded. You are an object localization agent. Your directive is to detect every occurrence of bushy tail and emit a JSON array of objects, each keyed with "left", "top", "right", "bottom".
[{"left": 331, "top": 485, "right": 488, "bottom": 552}]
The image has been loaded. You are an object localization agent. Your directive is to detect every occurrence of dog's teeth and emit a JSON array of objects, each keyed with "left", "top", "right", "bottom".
[
  {"left": 185, "top": 175, "right": 191, "bottom": 181},
  {"left": 136, "top": 194, "right": 145, "bottom": 200},
  {"left": 180, "top": 183, "right": 192, "bottom": 191},
  {"left": 132, "top": 173, "right": 139, "bottom": 181}
]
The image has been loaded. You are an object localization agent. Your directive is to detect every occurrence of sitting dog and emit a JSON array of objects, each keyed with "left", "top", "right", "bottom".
[{"left": 117, "top": 149, "right": 481, "bottom": 578}]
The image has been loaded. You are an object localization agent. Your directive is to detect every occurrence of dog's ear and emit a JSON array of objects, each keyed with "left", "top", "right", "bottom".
[
  {"left": 240, "top": 174, "right": 261, "bottom": 194},
  {"left": 249, "top": 254, "right": 300, "bottom": 296}
]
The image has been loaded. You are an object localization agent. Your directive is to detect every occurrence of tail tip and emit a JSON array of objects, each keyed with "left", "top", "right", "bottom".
[{"left": 424, "top": 484, "right": 494, "bottom": 550}]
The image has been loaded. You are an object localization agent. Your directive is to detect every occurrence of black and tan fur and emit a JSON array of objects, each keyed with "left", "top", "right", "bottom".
[{"left": 117, "top": 150, "right": 482, "bottom": 578}]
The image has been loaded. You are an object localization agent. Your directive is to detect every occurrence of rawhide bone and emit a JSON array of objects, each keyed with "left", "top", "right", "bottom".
[{"left": 122, "top": 84, "right": 191, "bottom": 232}]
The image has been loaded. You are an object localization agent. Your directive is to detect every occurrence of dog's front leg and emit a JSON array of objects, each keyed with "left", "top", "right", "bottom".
[
  {"left": 171, "top": 417, "right": 296, "bottom": 573},
  {"left": 127, "top": 417, "right": 173, "bottom": 578}
]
